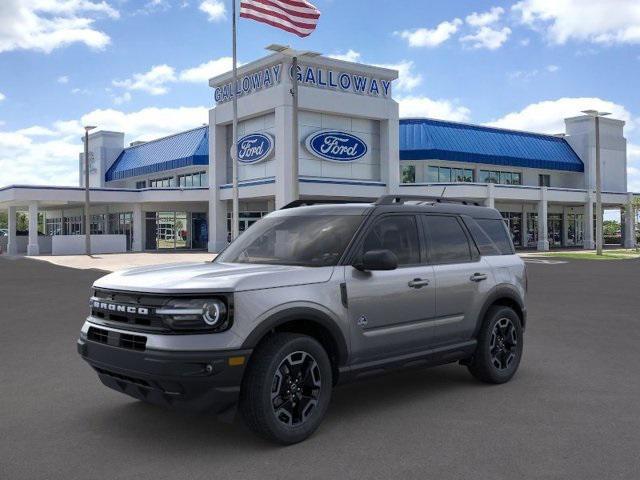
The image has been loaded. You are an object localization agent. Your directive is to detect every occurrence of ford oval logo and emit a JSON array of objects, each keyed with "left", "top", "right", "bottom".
[
  {"left": 305, "top": 130, "right": 368, "bottom": 162},
  {"left": 234, "top": 133, "right": 274, "bottom": 164}
]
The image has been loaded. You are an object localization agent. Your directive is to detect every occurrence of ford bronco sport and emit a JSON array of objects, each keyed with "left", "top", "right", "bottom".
[{"left": 78, "top": 195, "right": 527, "bottom": 444}]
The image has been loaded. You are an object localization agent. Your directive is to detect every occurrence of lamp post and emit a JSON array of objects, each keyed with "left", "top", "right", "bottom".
[
  {"left": 266, "top": 44, "right": 320, "bottom": 203},
  {"left": 83, "top": 125, "right": 96, "bottom": 255},
  {"left": 581, "top": 110, "right": 610, "bottom": 256}
]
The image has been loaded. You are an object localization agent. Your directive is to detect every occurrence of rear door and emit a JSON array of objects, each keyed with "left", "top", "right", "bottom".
[
  {"left": 345, "top": 214, "right": 436, "bottom": 364},
  {"left": 422, "top": 214, "right": 493, "bottom": 347}
]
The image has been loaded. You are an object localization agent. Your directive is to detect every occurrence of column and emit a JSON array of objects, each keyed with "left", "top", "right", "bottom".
[
  {"left": 381, "top": 113, "right": 400, "bottom": 195},
  {"left": 274, "top": 103, "right": 295, "bottom": 209},
  {"left": 623, "top": 193, "right": 637, "bottom": 249},
  {"left": 484, "top": 183, "right": 495, "bottom": 209},
  {"left": 7, "top": 206, "right": 18, "bottom": 255},
  {"left": 537, "top": 187, "right": 549, "bottom": 251},
  {"left": 208, "top": 118, "right": 231, "bottom": 253},
  {"left": 27, "top": 203, "right": 40, "bottom": 256},
  {"left": 132, "top": 204, "right": 143, "bottom": 252},
  {"left": 583, "top": 195, "right": 595, "bottom": 249}
]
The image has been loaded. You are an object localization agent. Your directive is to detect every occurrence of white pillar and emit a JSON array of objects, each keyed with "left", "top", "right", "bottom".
[
  {"left": 537, "top": 187, "right": 549, "bottom": 251},
  {"left": 584, "top": 195, "right": 595, "bottom": 249},
  {"left": 132, "top": 204, "right": 143, "bottom": 252},
  {"left": 624, "top": 193, "right": 636, "bottom": 248},
  {"left": 274, "top": 103, "right": 295, "bottom": 208},
  {"left": 7, "top": 206, "right": 18, "bottom": 255},
  {"left": 484, "top": 183, "right": 495, "bottom": 209},
  {"left": 208, "top": 117, "right": 230, "bottom": 253},
  {"left": 27, "top": 203, "right": 40, "bottom": 256},
  {"left": 381, "top": 111, "right": 400, "bottom": 195}
]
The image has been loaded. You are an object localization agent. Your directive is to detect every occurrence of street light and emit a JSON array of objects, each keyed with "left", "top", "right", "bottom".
[
  {"left": 581, "top": 110, "right": 611, "bottom": 256},
  {"left": 83, "top": 125, "right": 96, "bottom": 255},
  {"left": 266, "top": 44, "right": 321, "bottom": 202}
]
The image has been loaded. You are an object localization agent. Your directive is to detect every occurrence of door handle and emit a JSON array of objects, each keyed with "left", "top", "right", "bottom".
[
  {"left": 408, "top": 278, "right": 430, "bottom": 288},
  {"left": 470, "top": 273, "right": 488, "bottom": 282}
]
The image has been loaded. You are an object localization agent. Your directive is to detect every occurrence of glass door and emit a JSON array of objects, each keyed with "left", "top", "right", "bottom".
[
  {"left": 567, "top": 214, "right": 584, "bottom": 247},
  {"left": 157, "top": 212, "right": 176, "bottom": 250},
  {"left": 548, "top": 214, "right": 563, "bottom": 248},
  {"left": 191, "top": 213, "right": 208, "bottom": 249},
  {"left": 526, "top": 213, "right": 538, "bottom": 248},
  {"left": 174, "top": 212, "right": 189, "bottom": 249},
  {"left": 502, "top": 212, "right": 523, "bottom": 247}
]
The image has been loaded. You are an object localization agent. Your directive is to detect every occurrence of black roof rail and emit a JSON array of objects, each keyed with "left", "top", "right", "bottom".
[
  {"left": 375, "top": 195, "right": 481, "bottom": 207},
  {"left": 280, "top": 198, "right": 373, "bottom": 209}
]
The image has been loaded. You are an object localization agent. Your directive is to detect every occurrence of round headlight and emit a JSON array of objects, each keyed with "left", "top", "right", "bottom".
[{"left": 203, "top": 300, "right": 227, "bottom": 326}]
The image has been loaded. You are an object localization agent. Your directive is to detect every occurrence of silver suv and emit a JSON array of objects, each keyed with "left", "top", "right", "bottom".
[{"left": 78, "top": 195, "right": 527, "bottom": 444}]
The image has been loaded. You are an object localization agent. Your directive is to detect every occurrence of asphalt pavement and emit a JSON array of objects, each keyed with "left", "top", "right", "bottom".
[{"left": 1, "top": 255, "right": 639, "bottom": 480}]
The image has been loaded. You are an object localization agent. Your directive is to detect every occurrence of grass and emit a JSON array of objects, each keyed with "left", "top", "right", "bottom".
[{"left": 539, "top": 249, "right": 640, "bottom": 260}]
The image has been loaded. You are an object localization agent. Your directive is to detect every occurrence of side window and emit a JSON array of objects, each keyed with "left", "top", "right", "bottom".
[
  {"left": 476, "top": 218, "right": 514, "bottom": 255},
  {"left": 361, "top": 216, "right": 420, "bottom": 266},
  {"left": 464, "top": 218, "right": 502, "bottom": 256},
  {"left": 423, "top": 215, "right": 472, "bottom": 264}
]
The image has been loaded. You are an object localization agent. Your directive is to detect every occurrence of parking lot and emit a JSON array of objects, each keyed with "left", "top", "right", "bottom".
[{"left": 1, "top": 256, "right": 639, "bottom": 480}]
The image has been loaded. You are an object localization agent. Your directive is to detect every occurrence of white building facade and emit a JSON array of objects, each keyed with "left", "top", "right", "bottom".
[{"left": 0, "top": 53, "right": 637, "bottom": 255}]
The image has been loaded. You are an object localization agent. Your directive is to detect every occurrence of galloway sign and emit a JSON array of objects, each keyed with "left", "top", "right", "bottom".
[
  {"left": 214, "top": 64, "right": 282, "bottom": 104},
  {"left": 234, "top": 133, "right": 275, "bottom": 164},
  {"left": 292, "top": 64, "right": 392, "bottom": 99},
  {"left": 305, "top": 131, "right": 368, "bottom": 162}
]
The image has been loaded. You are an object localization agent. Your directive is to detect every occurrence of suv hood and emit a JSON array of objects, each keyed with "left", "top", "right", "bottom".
[{"left": 93, "top": 261, "right": 335, "bottom": 294}]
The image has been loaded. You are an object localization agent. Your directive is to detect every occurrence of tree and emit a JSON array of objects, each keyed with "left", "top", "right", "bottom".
[{"left": 0, "top": 211, "right": 6, "bottom": 230}]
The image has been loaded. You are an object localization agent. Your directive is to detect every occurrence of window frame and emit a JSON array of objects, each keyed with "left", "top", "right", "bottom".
[{"left": 421, "top": 213, "right": 479, "bottom": 265}]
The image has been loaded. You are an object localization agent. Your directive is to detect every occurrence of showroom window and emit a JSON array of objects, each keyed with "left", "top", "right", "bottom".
[
  {"left": 427, "top": 166, "right": 474, "bottom": 183},
  {"left": 178, "top": 171, "right": 208, "bottom": 188},
  {"left": 149, "top": 177, "right": 175, "bottom": 188},
  {"left": 479, "top": 170, "right": 522, "bottom": 185},
  {"left": 401, "top": 165, "right": 416, "bottom": 184}
]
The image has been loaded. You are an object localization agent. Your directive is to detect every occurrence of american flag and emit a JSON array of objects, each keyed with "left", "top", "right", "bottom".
[{"left": 240, "top": 0, "right": 321, "bottom": 38}]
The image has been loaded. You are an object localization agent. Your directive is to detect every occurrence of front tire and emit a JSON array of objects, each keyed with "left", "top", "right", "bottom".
[
  {"left": 240, "top": 333, "right": 332, "bottom": 444},
  {"left": 467, "top": 306, "right": 523, "bottom": 384}
]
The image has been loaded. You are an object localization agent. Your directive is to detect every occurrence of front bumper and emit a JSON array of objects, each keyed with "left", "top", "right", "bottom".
[{"left": 77, "top": 336, "right": 252, "bottom": 413}]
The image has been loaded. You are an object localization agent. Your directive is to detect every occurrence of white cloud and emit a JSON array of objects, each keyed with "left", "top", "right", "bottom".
[
  {"left": 199, "top": 0, "right": 226, "bottom": 22},
  {"left": 0, "top": 0, "right": 119, "bottom": 54},
  {"left": 513, "top": 0, "right": 640, "bottom": 45},
  {"left": 57, "top": 75, "right": 69, "bottom": 84},
  {"left": 508, "top": 64, "right": 560, "bottom": 81},
  {"left": 396, "top": 19, "right": 463, "bottom": 48},
  {"left": 328, "top": 50, "right": 362, "bottom": 63},
  {"left": 373, "top": 60, "right": 422, "bottom": 93},
  {"left": 461, "top": 26, "right": 511, "bottom": 50},
  {"left": 113, "top": 64, "right": 177, "bottom": 95},
  {"left": 466, "top": 6, "right": 504, "bottom": 27},
  {"left": 179, "top": 56, "right": 234, "bottom": 82},
  {"left": 0, "top": 92, "right": 5, "bottom": 102},
  {"left": 398, "top": 96, "right": 471, "bottom": 122},
  {"left": 486, "top": 97, "right": 635, "bottom": 134},
  {"left": 113, "top": 91, "right": 132, "bottom": 105},
  {"left": 0, "top": 106, "right": 209, "bottom": 187},
  {"left": 546, "top": 64, "right": 560, "bottom": 72},
  {"left": 520, "top": 38, "right": 531, "bottom": 46}
]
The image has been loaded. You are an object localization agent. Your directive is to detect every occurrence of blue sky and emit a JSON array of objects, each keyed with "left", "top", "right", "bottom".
[{"left": 1, "top": 0, "right": 639, "bottom": 195}]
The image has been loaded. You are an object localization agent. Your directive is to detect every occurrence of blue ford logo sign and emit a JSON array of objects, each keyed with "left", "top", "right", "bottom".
[
  {"left": 305, "top": 131, "right": 367, "bottom": 162},
  {"left": 235, "top": 133, "right": 274, "bottom": 164}
]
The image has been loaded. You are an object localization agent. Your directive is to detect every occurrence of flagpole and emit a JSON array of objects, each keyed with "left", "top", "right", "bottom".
[
  {"left": 231, "top": 0, "right": 240, "bottom": 241},
  {"left": 291, "top": 55, "right": 299, "bottom": 201}
]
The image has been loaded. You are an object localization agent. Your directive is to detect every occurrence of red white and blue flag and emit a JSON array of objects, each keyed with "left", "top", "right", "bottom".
[{"left": 240, "top": 0, "right": 321, "bottom": 37}]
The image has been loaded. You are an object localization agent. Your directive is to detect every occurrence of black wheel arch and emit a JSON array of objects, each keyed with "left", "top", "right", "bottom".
[
  {"left": 475, "top": 285, "right": 526, "bottom": 336},
  {"left": 241, "top": 307, "right": 349, "bottom": 381}
]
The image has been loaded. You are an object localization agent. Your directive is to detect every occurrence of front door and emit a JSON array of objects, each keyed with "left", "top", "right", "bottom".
[{"left": 346, "top": 214, "right": 436, "bottom": 364}]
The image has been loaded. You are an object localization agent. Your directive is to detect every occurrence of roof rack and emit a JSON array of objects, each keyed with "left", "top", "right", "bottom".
[
  {"left": 280, "top": 199, "right": 373, "bottom": 209},
  {"left": 374, "top": 195, "right": 481, "bottom": 207}
]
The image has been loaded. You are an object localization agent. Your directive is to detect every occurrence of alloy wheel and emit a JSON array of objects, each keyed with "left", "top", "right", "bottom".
[
  {"left": 490, "top": 317, "right": 518, "bottom": 371},
  {"left": 271, "top": 351, "right": 322, "bottom": 426}
]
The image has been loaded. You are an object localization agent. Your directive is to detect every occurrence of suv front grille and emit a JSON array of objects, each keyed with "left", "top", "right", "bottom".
[
  {"left": 90, "top": 289, "right": 170, "bottom": 332},
  {"left": 87, "top": 326, "right": 147, "bottom": 351}
]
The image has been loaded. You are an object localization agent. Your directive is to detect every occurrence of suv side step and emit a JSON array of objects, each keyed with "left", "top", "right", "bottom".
[{"left": 337, "top": 340, "right": 477, "bottom": 383}]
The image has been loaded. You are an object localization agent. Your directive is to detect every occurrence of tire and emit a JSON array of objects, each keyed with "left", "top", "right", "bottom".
[
  {"left": 240, "top": 333, "right": 333, "bottom": 445},
  {"left": 467, "top": 306, "right": 523, "bottom": 384}
]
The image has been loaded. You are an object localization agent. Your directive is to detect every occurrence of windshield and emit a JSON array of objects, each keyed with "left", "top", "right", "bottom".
[{"left": 216, "top": 215, "right": 364, "bottom": 267}]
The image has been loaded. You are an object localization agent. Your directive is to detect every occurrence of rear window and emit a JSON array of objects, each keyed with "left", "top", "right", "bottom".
[{"left": 472, "top": 218, "right": 515, "bottom": 255}]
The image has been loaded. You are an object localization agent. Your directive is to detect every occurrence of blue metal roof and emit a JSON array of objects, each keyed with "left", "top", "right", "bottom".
[
  {"left": 105, "top": 126, "right": 209, "bottom": 181},
  {"left": 399, "top": 118, "right": 584, "bottom": 172}
]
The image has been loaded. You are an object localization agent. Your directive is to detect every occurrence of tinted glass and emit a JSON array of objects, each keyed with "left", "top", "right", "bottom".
[
  {"left": 216, "top": 215, "right": 363, "bottom": 267},
  {"left": 361, "top": 216, "right": 420, "bottom": 266},
  {"left": 423, "top": 215, "right": 472, "bottom": 264},
  {"left": 427, "top": 166, "right": 439, "bottom": 182},
  {"left": 476, "top": 218, "right": 514, "bottom": 254},
  {"left": 464, "top": 219, "right": 502, "bottom": 256},
  {"left": 402, "top": 165, "right": 416, "bottom": 183}
]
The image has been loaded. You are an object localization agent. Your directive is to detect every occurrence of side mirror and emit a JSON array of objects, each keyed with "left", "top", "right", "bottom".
[{"left": 354, "top": 249, "right": 398, "bottom": 271}]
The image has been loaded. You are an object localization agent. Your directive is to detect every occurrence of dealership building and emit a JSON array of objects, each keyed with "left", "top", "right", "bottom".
[{"left": 0, "top": 52, "right": 637, "bottom": 255}]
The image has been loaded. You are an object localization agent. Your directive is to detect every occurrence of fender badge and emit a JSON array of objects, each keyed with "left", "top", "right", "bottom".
[{"left": 357, "top": 315, "right": 368, "bottom": 327}]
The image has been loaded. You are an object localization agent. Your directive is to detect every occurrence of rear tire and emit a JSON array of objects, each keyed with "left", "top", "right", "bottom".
[
  {"left": 240, "top": 333, "right": 332, "bottom": 445},
  {"left": 468, "top": 306, "right": 523, "bottom": 384}
]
